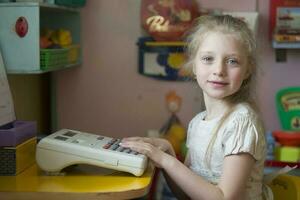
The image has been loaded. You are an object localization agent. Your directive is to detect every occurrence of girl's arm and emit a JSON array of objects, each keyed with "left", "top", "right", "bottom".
[
  {"left": 121, "top": 139, "right": 255, "bottom": 200},
  {"left": 121, "top": 137, "right": 189, "bottom": 199},
  {"left": 162, "top": 152, "right": 192, "bottom": 200},
  {"left": 163, "top": 153, "right": 255, "bottom": 200}
]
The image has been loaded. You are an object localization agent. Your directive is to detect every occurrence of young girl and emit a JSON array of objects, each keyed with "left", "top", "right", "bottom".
[{"left": 121, "top": 15, "right": 267, "bottom": 200}]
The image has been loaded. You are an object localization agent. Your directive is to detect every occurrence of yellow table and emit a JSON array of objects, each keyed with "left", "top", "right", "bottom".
[{"left": 0, "top": 163, "right": 155, "bottom": 200}]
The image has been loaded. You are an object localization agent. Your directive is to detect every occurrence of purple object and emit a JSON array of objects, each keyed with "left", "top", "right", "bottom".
[{"left": 0, "top": 120, "right": 36, "bottom": 147}]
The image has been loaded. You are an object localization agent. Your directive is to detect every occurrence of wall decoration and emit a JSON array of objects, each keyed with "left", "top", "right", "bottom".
[
  {"left": 141, "top": 0, "right": 199, "bottom": 41},
  {"left": 137, "top": 37, "right": 192, "bottom": 81}
]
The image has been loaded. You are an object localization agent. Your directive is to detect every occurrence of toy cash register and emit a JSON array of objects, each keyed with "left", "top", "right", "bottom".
[{"left": 36, "top": 129, "right": 148, "bottom": 176}]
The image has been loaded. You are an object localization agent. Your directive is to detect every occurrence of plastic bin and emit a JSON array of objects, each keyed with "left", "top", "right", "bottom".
[{"left": 40, "top": 48, "right": 68, "bottom": 70}]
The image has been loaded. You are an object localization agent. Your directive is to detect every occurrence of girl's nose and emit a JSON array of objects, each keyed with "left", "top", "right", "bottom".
[{"left": 213, "top": 61, "right": 226, "bottom": 76}]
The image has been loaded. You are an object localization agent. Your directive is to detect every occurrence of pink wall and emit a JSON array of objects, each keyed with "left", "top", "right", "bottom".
[{"left": 55, "top": 0, "right": 300, "bottom": 138}]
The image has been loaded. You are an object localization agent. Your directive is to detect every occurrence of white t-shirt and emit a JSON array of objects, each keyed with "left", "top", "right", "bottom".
[{"left": 186, "top": 103, "right": 266, "bottom": 200}]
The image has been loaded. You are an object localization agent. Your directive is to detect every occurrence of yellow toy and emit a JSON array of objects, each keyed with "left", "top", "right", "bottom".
[
  {"left": 269, "top": 174, "right": 300, "bottom": 200},
  {"left": 40, "top": 28, "right": 73, "bottom": 48},
  {"left": 51, "top": 29, "right": 72, "bottom": 46},
  {"left": 160, "top": 91, "right": 186, "bottom": 159}
]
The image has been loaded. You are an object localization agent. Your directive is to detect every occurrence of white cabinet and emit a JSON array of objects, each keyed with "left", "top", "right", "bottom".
[
  {"left": 0, "top": 2, "right": 81, "bottom": 74},
  {"left": 0, "top": 2, "right": 83, "bottom": 134}
]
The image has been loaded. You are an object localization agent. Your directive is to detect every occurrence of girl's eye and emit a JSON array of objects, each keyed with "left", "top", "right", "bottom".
[
  {"left": 227, "top": 58, "right": 239, "bottom": 66},
  {"left": 201, "top": 56, "right": 214, "bottom": 64}
]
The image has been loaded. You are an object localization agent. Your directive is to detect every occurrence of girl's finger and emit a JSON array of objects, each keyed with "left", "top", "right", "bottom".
[
  {"left": 122, "top": 137, "right": 143, "bottom": 142},
  {"left": 120, "top": 141, "right": 154, "bottom": 155}
]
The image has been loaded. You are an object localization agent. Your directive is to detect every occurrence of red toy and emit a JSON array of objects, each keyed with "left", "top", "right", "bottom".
[{"left": 273, "top": 131, "right": 300, "bottom": 146}]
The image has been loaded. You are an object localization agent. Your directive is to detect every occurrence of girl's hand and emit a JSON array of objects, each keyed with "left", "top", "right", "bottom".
[
  {"left": 121, "top": 137, "right": 175, "bottom": 156},
  {"left": 120, "top": 137, "right": 176, "bottom": 168}
]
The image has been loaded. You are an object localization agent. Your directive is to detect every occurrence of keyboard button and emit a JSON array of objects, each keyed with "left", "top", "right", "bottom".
[
  {"left": 63, "top": 131, "right": 77, "bottom": 137},
  {"left": 110, "top": 144, "right": 119, "bottom": 150},
  {"left": 54, "top": 136, "right": 68, "bottom": 141},
  {"left": 117, "top": 146, "right": 125, "bottom": 152},
  {"left": 111, "top": 138, "right": 119, "bottom": 144},
  {"left": 103, "top": 144, "right": 111, "bottom": 149},
  {"left": 123, "top": 148, "right": 131, "bottom": 153},
  {"left": 97, "top": 136, "right": 104, "bottom": 140},
  {"left": 130, "top": 151, "right": 139, "bottom": 155}
]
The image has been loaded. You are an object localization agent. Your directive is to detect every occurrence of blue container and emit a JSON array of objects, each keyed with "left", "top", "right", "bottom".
[{"left": 266, "top": 131, "right": 275, "bottom": 160}]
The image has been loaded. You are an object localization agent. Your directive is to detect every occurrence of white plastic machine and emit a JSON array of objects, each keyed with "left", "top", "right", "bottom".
[{"left": 36, "top": 129, "right": 148, "bottom": 176}]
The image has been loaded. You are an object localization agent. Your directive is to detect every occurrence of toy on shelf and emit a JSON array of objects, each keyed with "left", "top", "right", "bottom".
[
  {"left": 264, "top": 89, "right": 300, "bottom": 199},
  {"left": 275, "top": 87, "right": 300, "bottom": 131},
  {"left": 141, "top": 0, "right": 199, "bottom": 41},
  {"left": 272, "top": 87, "right": 300, "bottom": 163},
  {"left": 160, "top": 90, "right": 186, "bottom": 159},
  {"left": 273, "top": 131, "right": 300, "bottom": 147},
  {"left": 269, "top": 0, "right": 300, "bottom": 61},
  {"left": 39, "top": 28, "right": 80, "bottom": 70},
  {"left": 268, "top": 174, "right": 300, "bottom": 200},
  {"left": 269, "top": 0, "right": 300, "bottom": 42},
  {"left": 40, "top": 28, "right": 72, "bottom": 49}
]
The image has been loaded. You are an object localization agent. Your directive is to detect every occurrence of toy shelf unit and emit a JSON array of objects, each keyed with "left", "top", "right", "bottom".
[
  {"left": 269, "top": 0, "right": 300, "bottom": 62},
  {"left": 0, "top": 2, "right": 82, "bottom": 74}
]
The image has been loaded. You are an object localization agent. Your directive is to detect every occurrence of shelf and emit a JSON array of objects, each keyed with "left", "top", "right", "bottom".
[
  {"left": 0, "top": 2, "right": 80, "bottom": 12},
  {"left": 272, "top": 40, "right": 300, "bottom": 49},
  {"left": 144, "top": 41, "right": 186, "bottom": 47},
  {"left": 272, "top": 40, "right": 300, "bottom": 62},
  {"left": 7, "top": 62, "right": 81, "bottom": 74}
]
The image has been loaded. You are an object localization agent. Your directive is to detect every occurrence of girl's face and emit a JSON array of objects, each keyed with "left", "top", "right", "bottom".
[{"left": 194, "top": 32, "right": 250, "bottom": 100}]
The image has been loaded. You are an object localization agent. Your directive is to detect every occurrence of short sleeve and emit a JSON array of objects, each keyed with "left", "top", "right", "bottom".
[{"left": 222, "top": 114, "right": 265, "bottom": 161}]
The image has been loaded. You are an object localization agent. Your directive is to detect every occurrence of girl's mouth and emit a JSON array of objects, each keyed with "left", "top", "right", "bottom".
[
  {"left": 207, "top": 81, "right": 228, "bottom": 86},
  {"left": 207, "top": 80, "right": 229, "bottom": 87}
]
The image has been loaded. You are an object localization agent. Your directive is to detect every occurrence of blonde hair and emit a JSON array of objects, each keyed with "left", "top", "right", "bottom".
[{"left": 184, "top": 15, "right": 259, "bottom": 168}]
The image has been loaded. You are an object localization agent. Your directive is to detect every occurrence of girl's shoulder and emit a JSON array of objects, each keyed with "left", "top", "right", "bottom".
[
  {"left": 225, "top": 103, "right": 265, "bottom": 135},
  {"left": 225, "top": 103, "right": 263, "bottom": 131},
  {"left": 230, "top": 103, "right": 258, "bottom": 119}
]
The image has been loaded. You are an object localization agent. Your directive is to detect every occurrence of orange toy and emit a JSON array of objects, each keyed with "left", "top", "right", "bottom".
[{"left": 161, "top": 91, "right": 186, "bottom": 158}]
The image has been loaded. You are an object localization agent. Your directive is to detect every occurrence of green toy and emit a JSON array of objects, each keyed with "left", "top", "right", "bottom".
[{"left": 276, "top": 87, "right": 300, "bottom": 131}]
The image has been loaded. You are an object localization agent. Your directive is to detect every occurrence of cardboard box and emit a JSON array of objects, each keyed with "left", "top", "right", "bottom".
[{"left": 0, "top": 137, "right": 36, "bottom": 175}]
